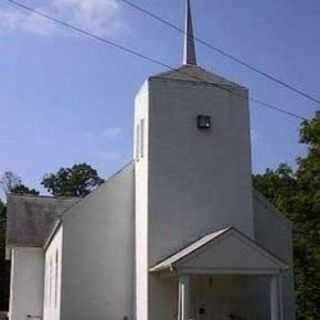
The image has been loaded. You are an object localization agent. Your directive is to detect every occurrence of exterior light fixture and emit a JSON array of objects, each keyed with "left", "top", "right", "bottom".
[{"left": 197, "top": 115, "right": 211, "bottom": 130}]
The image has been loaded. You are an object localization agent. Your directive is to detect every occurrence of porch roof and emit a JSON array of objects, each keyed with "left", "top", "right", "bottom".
[{"left": 150, "top": 227, "right": 288, "bottom": 274}]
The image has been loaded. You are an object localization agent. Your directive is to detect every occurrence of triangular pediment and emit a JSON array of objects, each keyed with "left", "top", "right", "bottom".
[{"left": 150, "top": 228, "right": 287, "bottom": 274}]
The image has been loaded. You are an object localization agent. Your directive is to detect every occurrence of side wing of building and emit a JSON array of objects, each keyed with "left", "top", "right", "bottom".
[
  {"left": 253, "top": 190, "right": 296, "bottom": 320},
  {"left": 60, "top": 163, "right": 135, "bottom": 320},
  {"left": 6, "top": 195, "right": 77, "bottom": 320}
]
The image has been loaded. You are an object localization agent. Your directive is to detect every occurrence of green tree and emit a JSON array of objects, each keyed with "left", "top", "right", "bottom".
[
  {"left": 0, "top": 199, "right": 9, "bottom": 310},
  {"left": 10, "top": 184, "right": 39, "bottom": 195},
  {"left": 0, "top": 171, "right": 21, "bottom": 195},
  {"left": 42, "top": 163, "right": 105, "bottom": 197},
  {"left": 0, "top": 199, "right": 5, "bottom": 222},
  {"left": 253, "top": 116, "right": 320, "bottom": 320},
  {"left": 0, "top": 171, "right": 39, "bottom": 196}
]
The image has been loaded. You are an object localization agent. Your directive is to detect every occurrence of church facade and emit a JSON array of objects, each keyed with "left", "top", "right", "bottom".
[{"left": 6, "top": 1, "right": 296, "bottom": 320}]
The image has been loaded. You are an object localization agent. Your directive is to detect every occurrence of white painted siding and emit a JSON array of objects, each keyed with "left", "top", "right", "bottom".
[
  {"left": 8, "top": 248, "right": 44, "bottom": 320},
  {"left": 60, "top": 164, "right": 134, "bottom": 320},
  {"left": 43, "top": 227, "right": 63, "bottom": 320}
]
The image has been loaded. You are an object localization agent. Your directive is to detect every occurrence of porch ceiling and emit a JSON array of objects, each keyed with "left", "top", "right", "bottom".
[{"left": 150, "top": 227, "right": 288, "bottom": 275}]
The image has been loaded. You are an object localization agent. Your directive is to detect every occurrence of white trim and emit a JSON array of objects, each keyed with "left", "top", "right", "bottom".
[
  {"left": 43, "top": 220, "right": 61, "bottom": 251},
  {"left": 178, "top": 267, "right": 282, "bottom": 276},
  {"left": 150, "top": 227, "right": 288, "bottom": 273},
  {"left": 279, "top": 272, "right": 284, "bottom": 320},
  {"left": 178, "top": 275, "right": 191, "bottom": 320}
]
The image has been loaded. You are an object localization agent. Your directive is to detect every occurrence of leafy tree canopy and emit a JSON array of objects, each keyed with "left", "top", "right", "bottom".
[
  {"left": 0, "top": 171, "right": 39, "bottom": 197},
  {"left": 0, "top": 171, "right": 21, "bottom": 195},
  {"left": 253, "top": 116, "right": 320, "bottom": 320},
  {"left": 41, "top": 163, "right": 105, "bottom": 197},
  {"left": 10, "top": 184, "right": 39, "bottom": 196},
  {"left": 0, "top": 199, "right": 6, "bottom": 222}
]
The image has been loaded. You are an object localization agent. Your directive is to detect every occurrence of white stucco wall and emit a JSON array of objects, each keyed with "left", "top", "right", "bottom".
[
  {"left": 134, "top": 81, "right": 149, "bottom": 320},
  {"left": 134, "top": 70, "right": 254, "bottom": 320},
  {"left": 147, "top": 77, "right": 254, "bottom": 266},
  {"left": 60, "top": 164, "right": 134, "bottom": 320},
  {"left": 134, "top": 66, "right": 295, "bottom": 320},
  {"left": 253, "top": 192, "right": 296, "bottom": 320},
  {"left": 8, "top": 247, "right": 44, "bottom": 320},
  {"left": 43, "top": 227, "right": 63, "bottom": 320}
]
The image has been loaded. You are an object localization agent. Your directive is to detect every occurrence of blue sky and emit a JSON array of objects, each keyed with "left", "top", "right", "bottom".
[{"left": 0, "top": 0, "right": 319, "bottom": 197}]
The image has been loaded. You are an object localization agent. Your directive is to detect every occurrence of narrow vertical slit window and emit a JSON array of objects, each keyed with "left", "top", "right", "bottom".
[
  {"left": 55, "top": 250, "right": 59, "bottom": 308},
  {"left": 49, "top": 257, "right": 52, "bottom": 307},
  {"left": 140, "top": 119, "right": 145, "bottom": 159},
  {"left": 47, "top": 261, "right": 50, "bottom": 306},
  {"left": 136, "top": 124, "right": 140, "bottom": 161},
  {"left": 45, "top": 261, "right": 49, "bottom": 306}
]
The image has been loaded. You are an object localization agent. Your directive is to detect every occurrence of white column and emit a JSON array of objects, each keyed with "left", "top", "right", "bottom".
[
  {"left": 178, "top": 275, "right": 191, "bottom": 320},
  {"left": 270, "top": 275, "right": 282, "bottom": 320},
  {"left": 279, "top": 273, "right": 284, "bottom": 320}
]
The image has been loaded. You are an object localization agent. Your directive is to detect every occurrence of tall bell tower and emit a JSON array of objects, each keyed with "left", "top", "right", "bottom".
[{"left": 134, "top": 2, "right": 254, "bottom": 320}]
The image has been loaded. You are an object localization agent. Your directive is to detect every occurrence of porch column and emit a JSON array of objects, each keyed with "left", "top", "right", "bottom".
[
  {"left": 178, "top": 275, "right": 191, "bottom": 320},
  {"left": 270, "top": 275, "right": 283, "bottom": 320}
]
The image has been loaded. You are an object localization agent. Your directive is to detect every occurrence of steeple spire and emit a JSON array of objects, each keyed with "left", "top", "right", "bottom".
[{"left": 183, "top": 0, "right": 197, "bottom": 65}]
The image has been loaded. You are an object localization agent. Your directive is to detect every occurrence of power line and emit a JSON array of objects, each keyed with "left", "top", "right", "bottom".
[
  {"left": 250, "top": 97, "right": 306, "bottom": 120},
  {"left": 5, "top": 0, "right": 307, "bottom": 121},
  {"left": 117, "top": 0, "right": 320, "bottom": 106}
]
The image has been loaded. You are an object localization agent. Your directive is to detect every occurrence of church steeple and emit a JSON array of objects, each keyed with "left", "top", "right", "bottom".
[{"left": 183, "top": 0, "right": 197, "bottom": 65}]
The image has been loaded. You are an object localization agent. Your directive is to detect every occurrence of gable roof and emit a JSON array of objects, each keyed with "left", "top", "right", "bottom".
[
  {"left": 6, "top": 194, "right": 79, "bottom": 248},
  {"left": 253, "top": 189, "right": 292, "bottom": 228},
  {"left": 43, "top": 162, "right": 135, "bottom": 249},
  {"left": 151, "top": 65, "right": 245, "bottom": 89},
  {"left": 150, "top": 227, "right": 288, "bottom": 274}
]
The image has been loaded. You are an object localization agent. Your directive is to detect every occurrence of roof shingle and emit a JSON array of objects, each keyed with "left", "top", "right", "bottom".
[{"left": 6, "top": 194, "right": 78, "bottom": 248}]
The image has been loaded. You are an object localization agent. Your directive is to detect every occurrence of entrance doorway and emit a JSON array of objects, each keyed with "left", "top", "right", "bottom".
[{"left": 191, "top": 275, "right": 258, "bottom": 320}]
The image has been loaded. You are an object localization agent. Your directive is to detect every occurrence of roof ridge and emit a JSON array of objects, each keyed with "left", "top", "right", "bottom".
[
  {"left": 59, "top": 161, "right": 134, "bottom": 220},
  {"left": 150, "top": 64, "right": 244, "bottom": 88},
  {"left": 150, "top": 227, "right": 288, "bottom": 272},
  {"left": 9, "top": 193, "right": 78, "bottom": 200},
  {"left": 150, "top": 227, "right": 231, "bottom": 271}
]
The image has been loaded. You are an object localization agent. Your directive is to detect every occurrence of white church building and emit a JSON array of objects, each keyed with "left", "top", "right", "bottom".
[{"left": 6, "top": 2, "right": 296, "bottom": 320}]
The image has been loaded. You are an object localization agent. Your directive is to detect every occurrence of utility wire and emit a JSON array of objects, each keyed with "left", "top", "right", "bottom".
[
  {"left": 5, "top": 0, "right": 307, "bottom": 121},
  {"left": 117, "top": 0, "right": 320, "bottom": 106}
]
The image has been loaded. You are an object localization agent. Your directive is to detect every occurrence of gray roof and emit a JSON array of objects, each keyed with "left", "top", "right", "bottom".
[
  {"left": 6, "top": 194, "right": 79, "bottom": 248},
  {"left": 152, "top": 65, "right": 245, "bottom": 89},
  {"left": 150, "top": 228, "right": 230, "bottom": 272}
]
